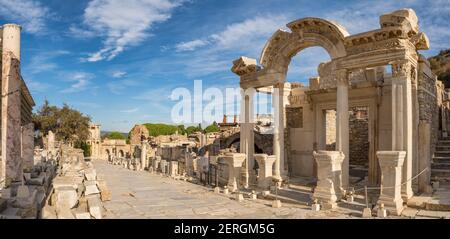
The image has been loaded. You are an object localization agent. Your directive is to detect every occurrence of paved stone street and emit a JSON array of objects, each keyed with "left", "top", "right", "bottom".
[{"left": 93, "top": 160, "right": 363, "bottom": 219}]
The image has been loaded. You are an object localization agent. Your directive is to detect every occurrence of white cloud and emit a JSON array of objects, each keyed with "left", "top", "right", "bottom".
[
  {"left": 0, "top": 0, "right": 50, "bottom": 33},
  {"left": 61, "top": 72, "right": 94, "bottom": 93},
  {"left": 175, "top": 39, "right": 209, "bottom": 52},
  {"left": 79, "top": 0, "right": 186, "bottom": 62},
  {"left": 175, "top": 15, "right": 287, "bottom": 55},
  {"left": 120, "top": 107, "right": 139, "bottom": 113},
  {"left": 210, "top": 15, "right": 287, "bottom": 51},
  {"left": 111, "top": 71, "right": 127, "bottom": 78}
]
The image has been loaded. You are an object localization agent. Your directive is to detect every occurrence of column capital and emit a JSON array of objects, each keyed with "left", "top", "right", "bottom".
[
  {"left": 335, "top": 69, "right": 349, "bottom": 85},
  {"left": 390, "top": 60, "right": 411, "bottom": 78}
]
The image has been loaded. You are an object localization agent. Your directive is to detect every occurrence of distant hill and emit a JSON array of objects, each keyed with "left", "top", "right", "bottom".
[{"left": 429, "top": 49, "right": 450, "bottom": 88}]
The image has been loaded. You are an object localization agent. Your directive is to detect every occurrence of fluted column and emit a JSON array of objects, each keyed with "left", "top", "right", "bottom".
[
  {"left": 391, "top": 60, "right": 414, "bottom": 200},
  {"left": 335, "top": 69, "right": 349, "bottom": 189}
]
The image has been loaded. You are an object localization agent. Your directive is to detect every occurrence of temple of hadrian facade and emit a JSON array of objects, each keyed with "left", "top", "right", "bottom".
[
  {"left": 0, "top": 24, "right": 35, "bottom": 188},
  {"left": 231, "top": 8, "right": 446, "bottom": 213}
]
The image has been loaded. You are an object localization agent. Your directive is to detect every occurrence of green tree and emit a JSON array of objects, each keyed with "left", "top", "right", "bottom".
[
  {"left": 104, "top": 132, "right": 126, "bottom": 140},
  {"left": 33, "top": 102, "right": 91, "bottom": 143},
  {"left": 204, "top": 121, "right": 220, "bottom": 133},
  {"left": 185, "top": 126, "right": 201, "bottom": 135}
]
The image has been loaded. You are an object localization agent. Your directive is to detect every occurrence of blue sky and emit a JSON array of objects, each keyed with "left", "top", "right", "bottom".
[{"left": 1, "top": 0, "right": 449, "bottom": 132}]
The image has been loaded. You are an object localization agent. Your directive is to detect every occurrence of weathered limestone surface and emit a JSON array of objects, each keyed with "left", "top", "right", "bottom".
[
  {"left": 22, "top": 123, "right": 35, "bottom": 172},
  {"left": 254, "top": 154, "right": 276, "bottom": 189},
  {"left": 313, "top": 151, "right": 345, "bottom": 209},
  {"left": 1, "top": 51, "right": 23, "bottom": 187},
  {"left": 220, "top": 153, "right": 246, "bottom": 192},
  {"left": 377, "top": 151, "right": 406, "bottom": 216}
]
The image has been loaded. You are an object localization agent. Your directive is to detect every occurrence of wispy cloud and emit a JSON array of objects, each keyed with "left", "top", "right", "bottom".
[
  {"left": 120, "top": 107, "right": 139, "bottom": 113},
  {"left": 26, "top": 50, "right": 71, "bottom": 74},
  {"left": 107, "top": 79, "right": 139, "bottom": 94},
  {"left": 175, "top": 39, "right": 209, "bottom": 52},
  {"left": 60, "top": 72, "right": 94, "bottom": 93},
  {"left": 0, "top": 0, "right": 50, "bottom": 33},
  {"left": 77, "top": 0, "right": 186, "bottom": 62}
]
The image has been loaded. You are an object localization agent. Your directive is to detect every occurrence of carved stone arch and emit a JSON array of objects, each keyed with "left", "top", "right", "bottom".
[{"left": 260, "top": 18, "right": 349, "bottom": 74}]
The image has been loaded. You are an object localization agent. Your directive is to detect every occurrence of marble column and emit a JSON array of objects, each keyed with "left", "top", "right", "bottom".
[
  {"left": 221, "top": 153, "right": 246, "bottom": 192},
  {"left": 335, "top": 69, "right": 349, "bottom": 189},
  {"left": 391, "top": 61, "right": 414, "bottom": 200},
  {"left": 1, "top": 24, "right": 23, "bottom": 188},
  {"left": 240, "top": 88, "right": 255, "bottom": 188},
  {"left": 141, "top": 140, "right": 148, "bottom": 170},
  {"left": 272, "top": 83, "right": 288, "bottom": 180},
  {"left": 376, "top": 151, "right": 406, "bottom": 216},
  {"left": 254, "top": 154, "right": 276, "bottom": 189},
  {"left": 313, "top": 151, "right": 345, "bottom": 209},
  {"left": 21, "top": 123, "right": 35, "bottom": 172}
]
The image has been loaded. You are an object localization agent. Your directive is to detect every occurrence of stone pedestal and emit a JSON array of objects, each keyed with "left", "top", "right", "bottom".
[
  {"left": 221, "top": 153, "right": 246, "bottom": 192},
  {"left": 312, "top": 151, "right": 345, "bottom": 209},
  {"left": 376, "top": 151, "right": 406, "bottom": 216},
  {"left": 254, "top": 154, "right": 276, "bottom": 189}
]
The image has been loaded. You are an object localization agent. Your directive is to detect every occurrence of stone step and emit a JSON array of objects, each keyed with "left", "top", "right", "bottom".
[
  {"left": 431, "top": 169, "right": 450, "bottom": 178},
  {"left": 432, "top": 156, "right": 450, "bottom": 163},
  {"left": 432, "top": 162, "right": 450, "bottom": 170},
  {"left": 435, "top": 151, "right": 450, "bottom": 156}
]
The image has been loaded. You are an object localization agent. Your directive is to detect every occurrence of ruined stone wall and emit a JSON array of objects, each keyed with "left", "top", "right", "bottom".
[
  {"left": 349, "top": 109, "right": 369, "bottom": 166},
  {"left": 418, "top": 72, "right": 439, "bottom": 155}
]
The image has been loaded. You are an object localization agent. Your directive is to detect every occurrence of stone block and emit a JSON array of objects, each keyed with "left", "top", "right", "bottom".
[
  {"left": 0, "top": 189, "right": 12, "bottom": 199},
  {"left": 236, "top": 193, "right": 244, "bottom": 202},
  {"left": 52, "top": 176, "right": 78, "bottom": 190},
  {"left": 26, "top": 175, "right": 45, "bottom": 186},
  {"left": 362, "top": 208, "right": 372, "bottom": 218},
  {"left": 97, "top": 180, "right": 112, "bottom": 201},
  {"left": 87, "top": 196, "right": 103, "bottom": 219},
  {"left": 55, "top": 187, "right": 78, "bottom": 209},
  {"left": 84, "top": 180, "right": 100, "bottom": 196},
  {"left": 311, "top": 203, "right": 321, "bottom": 211},
  {"left": 17, "top": 185, "right": 30, "bottom": 198},
  {"left": 75, "top": 212, "right": 91, "bottom": 219},
  {"left": 0, "top": 198, "right": 7, "bottom": 213},
  {"left": 261, "top": 190, "right": 270, "bottom": 197},
  {"left": 40, "top": 205, "right": 57, "bottom": 219},
  {"left": 272, "top": 200, "right": 282, "bottom": 208},
  {"left": 11, "top": 189, "right": 37, "bottom": 209},
  {"left": 84, "top": 168, "right": 97, "bottom": 181},
  {"left": 223, "top": 188, "right": 229, "bottom": 195},
  {"left": 377, "top": 207, "right": 387, "bottom": 218},
  {"left": 57, "top": 207, "right": 75, "bottom": 219}
]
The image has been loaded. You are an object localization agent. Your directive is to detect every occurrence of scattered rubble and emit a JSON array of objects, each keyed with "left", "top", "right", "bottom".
[{"left": 41, "top": 146, "right": 111, "bottom": 219}]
